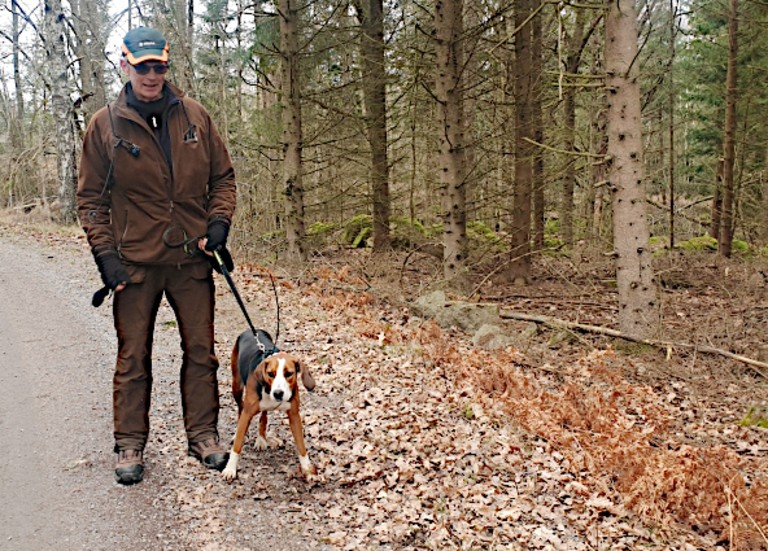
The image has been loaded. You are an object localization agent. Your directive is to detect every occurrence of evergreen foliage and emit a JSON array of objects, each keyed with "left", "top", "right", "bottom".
[{"left": 2, "top": 0, "right": 768, "bottom": 254}]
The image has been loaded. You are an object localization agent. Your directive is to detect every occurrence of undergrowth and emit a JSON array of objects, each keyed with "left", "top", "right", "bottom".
[
  {"left": 306, "top": 260, "right": 768, "bottom": 547},
  {"left": 458, "top": 345, "right": 768, "bottom": 547}
]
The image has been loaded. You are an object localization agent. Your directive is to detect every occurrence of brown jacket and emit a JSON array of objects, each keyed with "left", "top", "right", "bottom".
[{"left": 77, "top": 82, "right": 236, "bottom": 266}]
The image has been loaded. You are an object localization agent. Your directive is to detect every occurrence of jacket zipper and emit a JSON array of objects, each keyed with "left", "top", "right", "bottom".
[{"left": 117, "top": 209, "right": 129, "bottom": 256}]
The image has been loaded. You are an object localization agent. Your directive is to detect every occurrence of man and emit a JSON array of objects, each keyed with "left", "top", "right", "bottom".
[{"left": 77, "top": 27, "right": 236, "bottom": 485}]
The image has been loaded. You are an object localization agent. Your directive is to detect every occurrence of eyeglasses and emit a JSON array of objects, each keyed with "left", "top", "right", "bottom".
[{"left": 133, "top": 62, "right": 169, "bottom": 75}]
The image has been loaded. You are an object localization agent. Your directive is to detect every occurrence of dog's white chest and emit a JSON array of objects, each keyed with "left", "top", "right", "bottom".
[
  {"left": 259, "top": 395, "right": 292, "bottom": 411},
  {"left": 242, "top": 387, "right": 292, "bottom": 412}
]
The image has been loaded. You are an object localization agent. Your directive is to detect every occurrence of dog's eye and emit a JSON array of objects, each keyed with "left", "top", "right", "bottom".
[{"left": 284, "top": 370, "right": 294, "bottom": 378}]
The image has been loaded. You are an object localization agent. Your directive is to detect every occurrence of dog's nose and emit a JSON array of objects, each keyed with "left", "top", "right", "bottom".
[{"left": 273, "top": 390, "right": 284, "bottom": 401}]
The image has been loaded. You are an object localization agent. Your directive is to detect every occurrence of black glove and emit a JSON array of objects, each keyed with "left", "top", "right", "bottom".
[
  {"left": 204, "top": 219, "right": 229, "bottom": 252},
  {"left": 93, "top": 250, "right": 131, "bottom": 290}
]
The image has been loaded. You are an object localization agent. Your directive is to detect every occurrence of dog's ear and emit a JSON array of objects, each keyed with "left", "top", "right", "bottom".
[
  {"left": 254, "top": 360, "right": 269, "bottom": 394},
  {"left": 296, "top": 359, "right": 316, "bottom": 391}
]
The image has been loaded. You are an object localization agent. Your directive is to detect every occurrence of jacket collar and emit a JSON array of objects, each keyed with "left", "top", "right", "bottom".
[{"left": 113, "top": 81, "right": 186, "bottom": 118}]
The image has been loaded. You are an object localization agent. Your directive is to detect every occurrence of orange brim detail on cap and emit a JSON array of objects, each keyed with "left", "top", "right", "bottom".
[{"left": 121, "top": 43, "right": 170, "bottom": 65}]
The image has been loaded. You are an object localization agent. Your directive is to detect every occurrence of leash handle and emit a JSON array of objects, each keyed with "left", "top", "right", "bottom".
[{"left": 92, "top": 286, "right": 110, "bottom": 307}]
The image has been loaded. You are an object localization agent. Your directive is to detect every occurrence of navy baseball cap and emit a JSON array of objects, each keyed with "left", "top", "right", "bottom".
[{"left": 121, "top": 27, "right": 169, "bottom": 65}]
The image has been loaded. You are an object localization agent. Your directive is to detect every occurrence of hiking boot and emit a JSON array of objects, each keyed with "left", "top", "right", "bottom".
[
  {"left": 188, "top": 437, "right": 229, "bottom": 471},
  {"left": 115, "top": 449, "right": 144, "bottom": 485}
]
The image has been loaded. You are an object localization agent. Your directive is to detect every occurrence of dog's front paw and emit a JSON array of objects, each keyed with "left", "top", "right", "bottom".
[
  {"left": 221, "top": 452, "right": 239, "bottom": 482},
  {"left": 299, "top": 464, "right": 322, "bottom": 484},
  {"left": 299, "top": 455, "right": 318, "bottom": 478}
]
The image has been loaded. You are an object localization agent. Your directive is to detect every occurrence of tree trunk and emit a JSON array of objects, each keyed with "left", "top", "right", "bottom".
[
  {"left": 719, "top": 0, "right": 738, "bottom": 258},
  {"left": 668, "top": 0, "right": 677, "bottom": 249},
  {"left": 762, "top": 147, "right": 768, "bottom": 244},
  {"left": 165, "top": 0, "right": 194, "bottom": 94},
  {"left": 531, "top": 1, "right": 544, "bottom": 251},
  {"left": 497, "top": 16, "right": 512, "bottom": 235},
  {"left": 590, "top": 108, "right": 609, "bottom": 239},
  {"left": 279, "top": 0, "right": 306, "bottom": 261},
  {"left": 72, "top": 0, "right": 108, "bottom": 123},
  {"left": 463, "top": 4, "right": 479, "bottom": 232},
  {"left": 435, "top": 0, "right": 468, "bottom": 288},
  {"left": 356, "top": 0, "right": 391, "bottom": 252},
  {"left": 11, "top": 2, "right": 24, "bottom": 150},
  {"left": 45, "top": 0, "right": 78, "bottom": 223},
  {"left": 185, "top": 0, "right": 195, "bottom": 94},
  {"left": 710, "top": 158, "right": 724, "bottom": 240},
  {"left": 605, "top": 0, "right": 659, "bottom": 339},
  {"left": 508, "top": 0, "right": 533, "bottom": 284},
  {"left": 561, "top": 8, "right": 586, "bottom": 248}
]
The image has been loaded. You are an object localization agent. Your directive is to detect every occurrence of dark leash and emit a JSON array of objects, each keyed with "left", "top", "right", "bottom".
[
  {"left": 213, "top": 249, "right": 258, "bottom": 336},
  {"left": 212, "top": 249, "right": 280, "bottom": 353},
  {"left": 90, "top": 238, "right": 280, "bottom": 355}
]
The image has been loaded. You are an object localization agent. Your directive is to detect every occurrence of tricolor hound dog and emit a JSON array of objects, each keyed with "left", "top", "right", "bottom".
[{"left": 222, "top": 329, "right": 317, "bottom": 481}]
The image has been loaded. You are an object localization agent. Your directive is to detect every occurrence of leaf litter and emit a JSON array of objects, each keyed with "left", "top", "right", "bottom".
[
  {"left": 213, "top": 254, "right": 768, "bottom": 550},
  {"left": 5, "top": 216, "right": 768, "bottom": 550}
]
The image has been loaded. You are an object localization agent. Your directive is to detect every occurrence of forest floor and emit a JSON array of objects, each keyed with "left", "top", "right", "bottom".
[{"left": 1, "top": 209, "right": 767, "bottom": 550}]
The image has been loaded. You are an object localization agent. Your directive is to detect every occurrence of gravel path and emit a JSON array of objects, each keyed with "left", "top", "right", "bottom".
[{"left": 0, "top": 230, "right": 328, "bottom": 551}]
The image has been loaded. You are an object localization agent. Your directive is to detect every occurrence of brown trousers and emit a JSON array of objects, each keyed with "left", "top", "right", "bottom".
[{"left": 112, "top": 262, "right": 220, "bottom": 450}]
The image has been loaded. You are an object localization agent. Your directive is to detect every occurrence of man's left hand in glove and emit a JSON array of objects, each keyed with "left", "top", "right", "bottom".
[
  {"left": 198, "top": 219, "right": 234, "bottom": 273},
  {"left": 202, "top": 219, "right": 229, "bottom": 252}
]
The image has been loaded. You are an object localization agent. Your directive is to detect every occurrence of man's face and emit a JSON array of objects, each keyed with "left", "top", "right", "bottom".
[{"left": 121, "top": 59, "right": 168, "bottom": 102}]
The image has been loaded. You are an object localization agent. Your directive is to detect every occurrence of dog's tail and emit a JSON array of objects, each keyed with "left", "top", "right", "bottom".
[{"left": 299, "top": 361, "right": 316, "bottom": 391}]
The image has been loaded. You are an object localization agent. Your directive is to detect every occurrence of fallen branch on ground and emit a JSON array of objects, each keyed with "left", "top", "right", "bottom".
[{"left": 500, "top": 310, "right": 767, "bottom": 378}]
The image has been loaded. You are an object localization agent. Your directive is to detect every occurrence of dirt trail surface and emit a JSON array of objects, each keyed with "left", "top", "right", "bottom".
[
  {"left": 0, "top": 228, "right": 329, "bottom": 551},
  {"left": 0, "top": 216, "right": 767, "bottom": 550}
]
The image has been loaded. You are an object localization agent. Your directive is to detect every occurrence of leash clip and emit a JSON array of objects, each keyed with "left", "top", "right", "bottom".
[{"left": 255, "top": 334, "right": 267, "bottom": 355}]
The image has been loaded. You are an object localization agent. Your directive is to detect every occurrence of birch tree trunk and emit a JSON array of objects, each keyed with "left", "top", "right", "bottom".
[
  {"left": 279, "top": 0, "right": 307, "bottom": 261},
  {"left": 356, "top": 0, "right": 391, "bottom": 252},
  {"left": 718, "top": 0, "right": 738, "bottom": 258},
  {"left": 605, "top": 0, "right": 659, "bottom": 339},
  {"left": 44, "top": 0, "right": 78, "bottom": 223},
  {"left": 561, "top": 8, "right": 585, "bottom": 248},
  {"left": 435, "top": 0, "right": 468, "bottom": 288}
]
